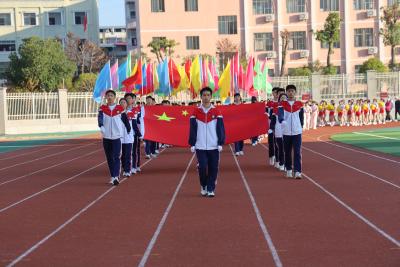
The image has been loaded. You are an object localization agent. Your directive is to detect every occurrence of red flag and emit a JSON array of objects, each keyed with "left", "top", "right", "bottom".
[
  {"left": 83, "top": 13, "right": 88, "bottom": 32},
  {"left": 140, "top": 103, "right": 268, "bottom": 147},
  {"left": 122, "top": 59, "right": 142, "bottom": 88},
  {"left": 168, "top": 59, "right": 181, "bottom": 89}
]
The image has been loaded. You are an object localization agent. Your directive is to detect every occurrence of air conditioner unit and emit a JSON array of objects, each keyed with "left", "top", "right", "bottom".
[
  {"left": 266, "top": 51, "right": 277, "bottom": 58},
  {"left": 366, "top": 9, "right": 377, "bottom": 18},
  {"left": 299, "top": 50, "right": 310, "bottom": 58},
  {"left": 299, "top": 13, "right": 309, "bottom": 21},
  {"left": 368, "top": 47, "right": 378, "bottom": 55},
  {"left": 265, "top": 14, "right": 275, "bottom": 22}
]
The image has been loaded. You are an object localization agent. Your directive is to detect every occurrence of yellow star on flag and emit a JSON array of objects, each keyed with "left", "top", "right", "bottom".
[
  {"left": 182, "top": 110, "right": 189, "bottom": 117},
  {"left": 155, "top": 112, "right": 175, "bottom": 122}
]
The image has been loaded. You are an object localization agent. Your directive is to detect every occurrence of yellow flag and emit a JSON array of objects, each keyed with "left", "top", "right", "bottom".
[
  {"left": 218, "top": 61, "right": 231, "bottom": 101},
  {"left": 173, "top": 65, "right": 189, "bottom": 95},
  {"left": 153, "top": 63, "right": 159, "bottom": 90},
  {"left": 190, "top": 55, "right": 202, "bottom": 93}
]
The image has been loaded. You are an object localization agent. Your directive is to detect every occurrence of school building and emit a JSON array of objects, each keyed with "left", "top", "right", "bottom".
[
  {"left": 126, "top": 0, "right": 399, "bottom": 75},
  {"left": 0, "top": 0, "right": 100, "bottom": 75}
]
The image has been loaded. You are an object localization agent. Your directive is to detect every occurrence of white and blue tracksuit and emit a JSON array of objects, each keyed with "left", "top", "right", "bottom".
[
  {"left": 189, "top": 105, "right": 225, "bottom": 192},
  {"left": 278, "top": 100, "right": 304, "bottom": 173},
  {"left": 121, "top": 109, "right": 141, "bottom": 173},
  {"left": 98, "top": 104, "right": 131, "bottom": 178},
  {"left": 131, "top": 106, "right": 141, "bottom": 169}
]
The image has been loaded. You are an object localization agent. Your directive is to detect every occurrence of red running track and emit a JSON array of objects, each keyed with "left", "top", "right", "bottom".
[{"left": 0, "top": 126, "right": 399, "bottom": 266}]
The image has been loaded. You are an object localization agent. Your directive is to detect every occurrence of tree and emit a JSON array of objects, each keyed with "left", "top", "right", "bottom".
[
  {"left": 359, "top": 57, "right": 388, "bottom": 73},
  {"left": 288, "top": 66, "right": 312, "bottom": 76},
  {"left": 65, "top": 32, "right": 108, "bottom": 74},
  {"left": 380, "top": 3, "right": 400, "bottom": 70},
  {"left": 315, "top": 12, "right": 341, "bottom": 69},
  {"left": 216, "top": 38, "right": 238, "bottom": 70},
  {"left": 147, "top": 38, "right": 179, "bottom": 63},
  {"left": 280, "top": 29, "right": 290, "bottom": 76},
  {"left": 72, "top": 73, "right": 97, "bottom": 92},
  {"left": 6, "top": 37, "right": 76, "bottom": 92}
]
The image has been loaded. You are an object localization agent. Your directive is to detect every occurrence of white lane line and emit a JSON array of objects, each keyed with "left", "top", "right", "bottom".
[
  {"left": 0, "top": 142, "right": 97, "bottom": 171},
  {"left": 5, "top": 153, "right": 159, "bottom": 267},
  {"left": 0, "top": 146, "right": 53, "bottom": 161},
  {"left": 229, "top": 145, "right": 283, "bottom": 267},
  {"left": 138, "top": 153, "right": 195, "bottom": 267},
  {"left": 314, "top": 134, "right": 400, "bottom": 165},
  {"left": 302, "top": 146, "right": 400, "bottom": 190},
  {"left": 303, "top": 172, "right": 400, "bottom": 248},
  {"left": 353, "top": 131, "right": 400, "bottom": 141},
  {"left": 0, "top": 149, "right": 103, "bottom": 186}
]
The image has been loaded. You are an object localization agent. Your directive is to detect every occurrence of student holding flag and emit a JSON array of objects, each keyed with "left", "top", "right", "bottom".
[{"left": 189, "top": 87, "right": 225, "bottom": 197}]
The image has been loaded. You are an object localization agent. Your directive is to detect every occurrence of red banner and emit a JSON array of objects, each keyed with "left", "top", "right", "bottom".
[{"left": 141, "top": 103, "right": 268, "bottom": 147}]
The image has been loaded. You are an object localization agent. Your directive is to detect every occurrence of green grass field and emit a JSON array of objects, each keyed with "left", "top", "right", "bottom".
[
  {"left": 0, "top": 131, "right": 97, "bottom": 153},
  {"left": 331, "top": 127, "right": 400, "bottom": 157}
]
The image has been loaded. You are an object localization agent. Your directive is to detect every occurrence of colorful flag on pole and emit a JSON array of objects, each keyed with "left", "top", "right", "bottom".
[
  {"left": 93, "top": 61, "right": 111, "bottom": 103},
  {"left": 218, "top": 60, "right": 231, "bottom": 102},
  {"left": 110, "top": 60, "right": 119, "bottom": 90}
]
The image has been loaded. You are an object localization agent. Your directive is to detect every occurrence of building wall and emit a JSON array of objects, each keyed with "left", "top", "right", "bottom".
[
  {"left": 126, "top": 0, "right": 397, "bottom": 74},
  {"left": 0, "top": 0, "right": 99, "bottom": 69},
  {"left": 99, "top": 26, "right": 128, "bottom": 60}
]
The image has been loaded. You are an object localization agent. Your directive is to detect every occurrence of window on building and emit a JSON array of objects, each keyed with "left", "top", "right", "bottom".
[
  {"left": 286, "top": 0, "right": 305, "bottom": 13},
  {"left": 353, "top": 0, "right": 374, "bottom": 10},
  {"left": 132, "top": 38, "right": 137, "bottom": 46},
  {"left": 355, "top": 65, "right": 362, "bottom": 73},
  {"left": 127, "top": 2, "right": 136, "bottom": 19},
  {"left": 354, "top": 28, "right": 374, "bottom": 47},
  {"left": 74, "top": 12, "right": 86, "bottom": 25},
  {"left": 289, "top": 31, "right": 306, "bottom": 50},
  {"left": 218, "top": 16, "right": 237, "bottom": 35},
  {"left": 186, "top": 36, "right": 200, "bottom": 49},
  {"left": 0, "top": 40, "right": 16, "bottom": 52},
  {"left": 24, "top": 13, "right": 37, "bottom": 26},
  {"left": 253, "top": 0, "right": 273, "bottom": 14},
  {"left": 0, "top": 13, "right": 11, "bottom": 26},
  {"left": 268, "top": 68, "right": 275, "bottom": 77},
  {"left": 254, "top": 33, "right": 273, "bottom": 51},
  {"left": 388, "top": 0, "right": 400, "bottom": 6},
  {"left": 48, "top": 12, "right": 62, "bottom": 25},
  {"left": 321, "top": 41, "right": 340, "bottom": 49},
  {"left": 185, "top": 0, "right": 198, "bottom": 11},
  {"left": 320, "top": 0, "right": 339, "bottom": 11},
  {"left": 151, "top": 0, "right": 165, "bottom": 12}
]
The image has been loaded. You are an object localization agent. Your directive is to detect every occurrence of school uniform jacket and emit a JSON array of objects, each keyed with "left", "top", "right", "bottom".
[
  {"left": 98, "top": 104, "right": 131, "bottom": 140},
  {"left": 121, "top": 108, "right": 141, "bottom": 144},
  {"left": 278, "top": 100, "right": 304, "bottom": 136},
  {"left": 189, "top": 105, "right": 225, "bottom": 150}
]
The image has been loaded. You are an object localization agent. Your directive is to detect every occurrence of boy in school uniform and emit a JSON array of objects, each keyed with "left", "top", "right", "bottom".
[
  {"left": 189, "top": 87, "right": 225, "bottom": 198},
  {"left": 98, "top": 90, "right": 131, "bottom": 185},
  {"left": 125, "top": 93, "right": 142, "bottom": 174},
  {"left": 266, "top": 87, "right": 281, "bottom": 166},
  {"left": 278, "top": 85, "right": 304, "bottom": 179}
]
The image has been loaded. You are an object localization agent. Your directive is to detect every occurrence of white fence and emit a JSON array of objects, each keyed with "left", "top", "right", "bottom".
[{"left": 0, "top": 71, "right": 399, "bottom": 134}]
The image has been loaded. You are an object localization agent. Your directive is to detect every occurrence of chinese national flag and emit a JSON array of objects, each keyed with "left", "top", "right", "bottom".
[{"left": 140, "top": 103, "right": 268, "bottom": 147}]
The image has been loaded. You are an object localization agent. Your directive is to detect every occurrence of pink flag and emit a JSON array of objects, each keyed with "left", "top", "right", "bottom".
[
  {"left": 110, "top": 60, "right": 119, "bottom": 90},
  {"left": 245, "top": 56, "right": 257, "bottom": 96}
]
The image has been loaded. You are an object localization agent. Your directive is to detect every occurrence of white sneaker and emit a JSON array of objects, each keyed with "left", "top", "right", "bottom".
[
  {"left": 123, "top": 172, "right": 130, "bottom": 177},
  {"left": 145, "top": 155, "right": 151, "bottom": 159},
  {"left": 131, "top": 168, "right": 137, "bottom": 174},
  {"left": 207, "top": 191, "right": 215, "bottom": 197},
  {"left": 274, "top": 162, "right": 280, "bottom": 169},
  {"left": 112, "top": 177, "right": 119, "bottom": 186},
  {"left": 200, "top": 186, "right": 207, "bottom": 196},
  {"left": 269, "top": 156, "right": 275, "bottom": 166},
  {"left": 295, "top": 172, "right": 302, "bottom": 179},
  {"left": 286, "top": 170, "right": 293, "bottom": 178},
  {"left": 235, "top": 152, "right": 240, "bottom": 156},
  {"left": 109, "top": 177, "right": 114, "bottom": 184},
  {"left": 151, "top": 154, "right": 158, "bottom": 158},
  {"left": 155, "top": 149, "right": 160, "bottom": 154},
  {"left": 239, "top": 151, "right": 244, "bottom": 155},
  {"left": 279, "top": 165, "right": 285, "bottom": 171},
  {"left": 136, "top": 167, "right": 141, "bottom": 172}
]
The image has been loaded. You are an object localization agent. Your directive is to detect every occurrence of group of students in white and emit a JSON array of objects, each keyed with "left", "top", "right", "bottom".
[{"left": 97, "top": 85, "right": 306, "bottom": 194}]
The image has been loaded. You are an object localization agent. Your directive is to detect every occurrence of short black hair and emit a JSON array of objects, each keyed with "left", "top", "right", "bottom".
[
  {"left": 234, "top": 93, "right": 241, "bottom": 98},
  {"left": 124, "top": 93, "right": 136, "bottom": 99},
  {"left": 119, "top": 98, "right": 127, "bottom": 104},
  {"left": 251, "top": 96, "right": 257, "bottom": 103},
  {"left": 277, "top": 88, "right": 285, "bottom": 93},
  {"left": 200, "top": 87, "right": 212, "bottom": 96},
  {"left": 145, "top": 95, "right": 152, "bottom": 100},
  {"left": 286, "top": 84, "right": 297, "bottom": 92},
  {"left": 105, "top": 89, "right": 116, "bottom": 96},
  {"left": 272, "top": 87, "right": 280, "bottom": 92}
]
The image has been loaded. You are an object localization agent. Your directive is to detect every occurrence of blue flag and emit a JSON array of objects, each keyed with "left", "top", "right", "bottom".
[
  {"left": 118, "top": 60, "right": 127, "bottom": 89},
  {"left": 157, "top": 59, "right": 171, "bottom": 96},
  {"left": 93, "top": 61, "right": 111, "bottom": 103}
]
